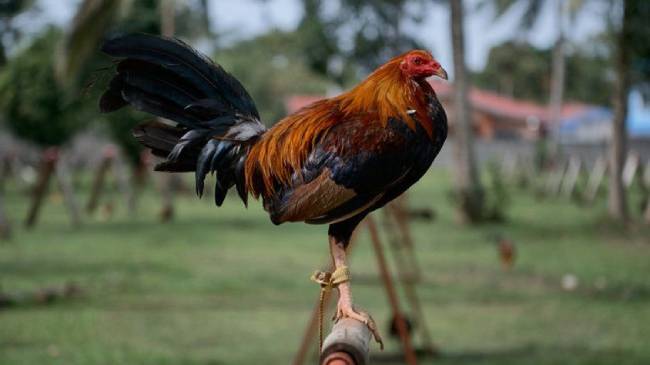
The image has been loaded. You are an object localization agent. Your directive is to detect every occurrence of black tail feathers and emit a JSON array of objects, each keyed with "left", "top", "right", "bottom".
[{"left": 100, "top": 33, "right": 266, "bottom": 206}]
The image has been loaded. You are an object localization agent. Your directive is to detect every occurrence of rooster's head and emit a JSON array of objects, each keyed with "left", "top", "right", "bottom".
[{"left": 399, "top": 50, "right": 448, "bottom": 81}]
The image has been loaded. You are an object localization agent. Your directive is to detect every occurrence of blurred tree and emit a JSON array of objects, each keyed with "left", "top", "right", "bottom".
[
  {"left": 296, "top": 0, "right": 343, "bottom": 82},
  {"left": 338, "top": 0, "right": 427, "bottom": 71},
  {"left": 490, "top": 0, "right": 586, "bottom": 126},
  {"left": 624, "top": 0, "right": 650, "bottom": 94},
  {"left": 0, "top": 29, "right": 87, "bottom": 147},
  {"left": 0, "top": 28, "right": 88, "bottom": 228},
  {"left": 55, "top": 0, "right": 127, "bottom": 88},
  {"left": 473, "top": 41, "right": 550, "bottom": 101},
  {"left": 58, "top": 0, "right": 214, "bottom": 167},
  {"left": 473, "top": 41, "right": 611, "bottom": 105},
  {"left": 488, "top": 0, "right": 544, "bottom": 32},
  {"left": 608, "top": 0, "right": 649, "bottom": 221},
  {"left": 92, "top": 0, "right": 161, "bottom": 167},
  {"left": 0, "top": 0, "right": 34, "bottom": 66},
  {"left": 297, "top": 0, "right": 427, "bottom": 84},
  {"left": 57, "top": 0, "right": 211, "bottom": 88},
  {"left": 450, "top": 0, "right": 485, "bottom": 223},
  {"left": 216, "top": 30, "right": 333, "bottom": 124}
]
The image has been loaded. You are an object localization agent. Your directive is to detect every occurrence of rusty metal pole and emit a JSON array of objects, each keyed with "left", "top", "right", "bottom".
[
  {"left": 366, "top": 216, "right": 418, "bottom": 365},
  {"left": 383, "top": 206, "right": 437, "bottom": 355}
]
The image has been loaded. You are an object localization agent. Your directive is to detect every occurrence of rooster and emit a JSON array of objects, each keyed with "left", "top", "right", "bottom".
[{"left": 100, "top": 34, "right": 448, "bottom": 345}]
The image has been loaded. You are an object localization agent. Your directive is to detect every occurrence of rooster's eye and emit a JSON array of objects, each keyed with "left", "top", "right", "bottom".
[{"left": 413, "top": 58, "right": 422, "bottom": 65}]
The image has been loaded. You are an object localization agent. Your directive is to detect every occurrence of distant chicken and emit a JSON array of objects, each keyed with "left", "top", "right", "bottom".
[
  {"left": 498, "top": 237, "right": 516, "bottom": 270},
  {"left": 100, "top": 34, "right": 448, "bottom": 345}
]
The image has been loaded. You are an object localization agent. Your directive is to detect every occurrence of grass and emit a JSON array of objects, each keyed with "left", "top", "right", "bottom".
[{"left": 1, "top": 169, "right": 649, "bottom": 364}]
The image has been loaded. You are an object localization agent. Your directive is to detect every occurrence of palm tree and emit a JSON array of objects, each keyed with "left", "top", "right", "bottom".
[
  {"left": 608, "top": 0, "right": 633, "bottom": 221},
  {"left": 55, "top": 0, "right": 127, "bottom": 87},
  {"left": 450, "top": 0, "right": 484, "bottom": 222}
]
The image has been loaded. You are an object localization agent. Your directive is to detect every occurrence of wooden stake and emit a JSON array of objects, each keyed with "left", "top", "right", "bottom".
[
  {"left": 55, "top": 154, "right": 82, "bottom": 227},
  {"left": 584, "top": 156, "right": 607, "bottom": 203},
  {"left": 622, "top": 153, "right": 639, "bottom": 188},
  {"left": 560, "top": 156, "right": 582, "bottom": 199},
  {"left": 547, "top": 161, "right": 567, "bottom": 197},
  {"left": 383, "top": 205, "right": 436, "bottom": 355},
  {"left": 0, "top": 192, "right": 10, "bottom": 241},
  {"left": 113, "top": 153, "right": 137, "bottom": 217},
  {"left": 86, "top": 146, "right": 115, "bottom": 214},
  {"left": 639, "top": 160, "right": 650, "bottom": 223},
  {"left": 159, "top": 174, "right": 175, "bottom": 222},
  {"left": 366, "top": 217, "right": 418, "bottom": 365},
  {"left": 25, "top": 148, "right": 58, "bottom": 228}
]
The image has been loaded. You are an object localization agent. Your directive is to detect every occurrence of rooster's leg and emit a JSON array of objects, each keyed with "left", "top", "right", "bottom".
[{"left": 329, "top": 233, "right": 384, "bottom": 348}]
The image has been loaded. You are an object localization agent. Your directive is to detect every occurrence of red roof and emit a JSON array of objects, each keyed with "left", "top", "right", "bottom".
[
  {"left": 429, "top": 80, "right": 589, "bottom": 124},
  {"left": 284, "top": 82, "right": 592, "bottom": 125}
]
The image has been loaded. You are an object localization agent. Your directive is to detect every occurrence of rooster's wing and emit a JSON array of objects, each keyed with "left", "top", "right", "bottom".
[{"left": 266, "top": 117, "right": 436, "bottom": 225}]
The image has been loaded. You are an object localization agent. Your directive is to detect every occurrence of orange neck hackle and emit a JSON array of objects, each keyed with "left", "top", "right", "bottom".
[{"left": 335, "top": 50, "right": 433, "bottom": 135}]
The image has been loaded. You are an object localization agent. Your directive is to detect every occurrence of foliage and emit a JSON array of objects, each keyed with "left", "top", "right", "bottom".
[
  {"left": 55, "top": 0, "right": 127, "bottom": 87},
  {"left": 215, "top": 30, "right": 333, "bottom": 124},
  {"left": 57, "top": 0, "right": 211, "bottom": 87},
  {"left": 296, "top": 0, "right": 343, "bottom": 81},
  {"left": 0, "top": 0, "right": 35, "bottom": 66},
  {"left": 90, "top": 0, "right": 161, "bottom": 166},
  {"left": 70, "top": 0, "right": 213, "bottom": 166},
  {"left": 472, "top": 41, "right": 612, "bottom": 105},
  {"left": 626, "top": 0, "right": 650, "bottom": 91},
  {"left": 488, "top": 0, "right": 545, "bottom": 31},
  {"left": 482, "top": 160, "right": 510, "bottom": 222},
  {"left": 0, "top": 29, "right": 88, "bottom": 147},
  {"left": 297, "top": 0, "right": 427, "bottom": 84}
]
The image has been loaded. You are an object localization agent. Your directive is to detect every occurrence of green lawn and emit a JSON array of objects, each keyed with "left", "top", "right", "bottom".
[{"left": 1, "top": 170, "right": 649, "bottom": 365}]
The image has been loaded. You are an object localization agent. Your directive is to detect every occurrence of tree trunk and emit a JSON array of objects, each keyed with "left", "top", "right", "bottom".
[
  {"left": 55, "top": 154, "right": 82, "bottom": 228},
  {"left": 0, "top": 42, "right": 6, "bottom": 67},
  {"left": 0, "top": 154, "right": 9, "bottom": 240},
  {"left": 548, "top": 38, "right": 566, "bottom": 123},
  {"left": 113, "top": 153, "right": 137, "bottom": 217},
  {"left": 25, "top": 148, "right": 59, "bottom": 228},
  {"left": 450, "top": 0, "right": 484, "bottom": 222},
  {"left": 159, "top": 174, "right": 175, "bottom": 222},
  {"left": 86, "top": 149, "right": 115, "bottom": 214},
  {"left": 0, "top": 193, "right": 10, "bottom": 241},
  {"left": 548, "top": 0, "right": 567, "bottom": 127},
  {"left": 160, "top": 0, "right": 175, "bottom": 37},
  {"left": 158, "top": 0, "right": 176, "bottom": 223},
  {"left": 608, "top": 0, "right": 631, "bottom": 222}
]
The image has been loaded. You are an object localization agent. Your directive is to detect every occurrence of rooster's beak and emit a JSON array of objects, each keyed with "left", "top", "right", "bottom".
[{"left": 435, "top": 67, "right": 448, "bottom": 80}]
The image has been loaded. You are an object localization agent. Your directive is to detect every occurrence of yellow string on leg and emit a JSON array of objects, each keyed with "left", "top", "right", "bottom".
[{"left": 310, "top": 266, "right": 350, "bottom": 352}]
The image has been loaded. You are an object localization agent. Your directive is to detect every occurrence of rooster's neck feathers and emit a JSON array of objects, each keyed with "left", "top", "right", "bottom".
[{"left": 339, "top": 58, "right": 412, "bottom": 121}]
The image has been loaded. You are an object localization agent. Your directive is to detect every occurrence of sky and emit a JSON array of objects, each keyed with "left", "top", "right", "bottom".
[{"left": 34, "top": 0, "right": 610, "bottom": 75}]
